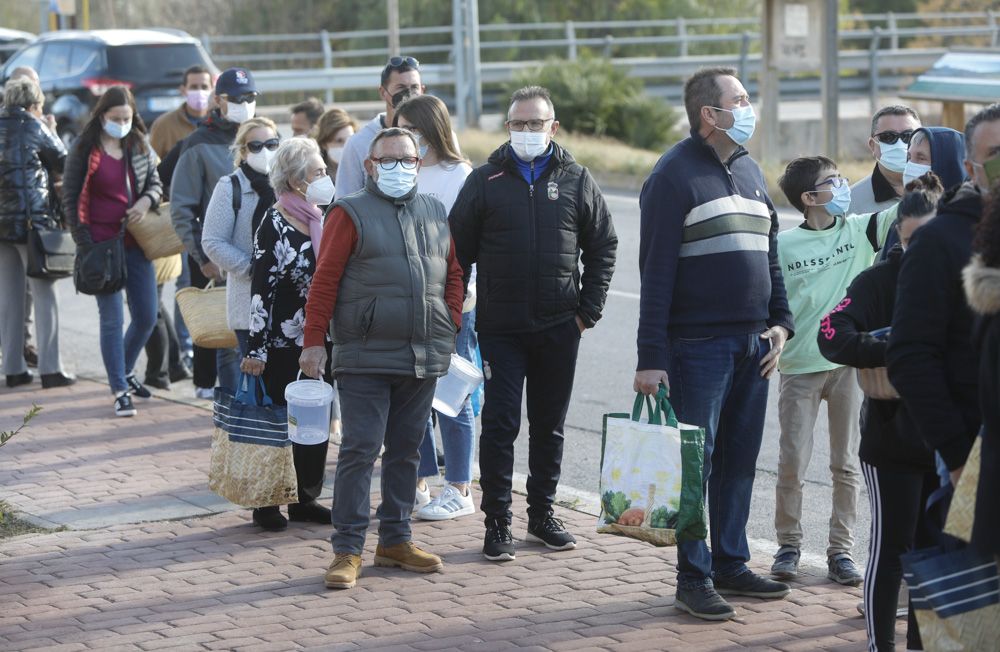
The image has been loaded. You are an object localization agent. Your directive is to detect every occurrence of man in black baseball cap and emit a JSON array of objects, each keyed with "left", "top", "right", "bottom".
[{"left": 170, "top": 66, "right": 259, "bottom": 399}]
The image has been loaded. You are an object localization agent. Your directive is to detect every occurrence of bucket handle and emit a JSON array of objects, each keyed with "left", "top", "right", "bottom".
[{"left": 296, "top": 369, "right": 327, "bottom": 382}]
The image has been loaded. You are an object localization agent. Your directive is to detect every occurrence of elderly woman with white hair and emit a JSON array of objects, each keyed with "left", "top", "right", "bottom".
[
  {"left": 0, "top": 78, "right": 72, "bottom": 389},
  {"left": 239, "top": 137, "right": 335, "bottom": 532}
]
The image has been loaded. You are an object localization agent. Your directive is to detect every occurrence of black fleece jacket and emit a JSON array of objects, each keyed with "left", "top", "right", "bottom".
[
  {"left": 818, "top": 246, "right": 933, "bottom": 471},
  {"left": 887, "top": 182, "right": 982, "bottom": 471}
]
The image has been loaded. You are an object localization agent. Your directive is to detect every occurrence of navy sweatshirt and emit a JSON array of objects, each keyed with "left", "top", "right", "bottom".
[{"left": 636, "top": 130, "right": 794, "bottom": 371}]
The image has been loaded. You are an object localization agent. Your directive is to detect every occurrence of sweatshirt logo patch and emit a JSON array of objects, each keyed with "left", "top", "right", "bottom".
[
  {"left": 547, "top": 182, "right": 559, "bottom": 200},
  {"left": 487, "top": 171, "right": 505, "bottom": 181}
]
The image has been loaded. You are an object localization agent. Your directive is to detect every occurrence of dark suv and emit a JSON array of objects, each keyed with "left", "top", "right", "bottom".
[{"left": 1, "top": 29, "right": 217, "bottom": 145}]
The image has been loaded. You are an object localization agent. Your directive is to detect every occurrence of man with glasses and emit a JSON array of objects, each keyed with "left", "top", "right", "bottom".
[
  {"left": 170, "top": 67, "right": 259, "bottom": 398},
  {"left": 300, "top": 127, "right": 465, "bottom": 589},
  {"left": 334, "top": 56, "right": 424, "bottom": 199},
  {"left": 450, "top": 85, "right": 618, "bottom": 563},
  {"left": 849, "top": 105, "right": 922, "bottom": 216},
  {"left": 633, "top": 67, "right": 794, "bottom": 621},
  {"left": 769, "top": 156, "right": 899, "bottom": 590}
]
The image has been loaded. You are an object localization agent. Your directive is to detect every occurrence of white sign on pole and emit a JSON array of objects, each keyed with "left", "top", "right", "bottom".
[{"left": 771, "top": 0, "right": 822, "bottom": 70}]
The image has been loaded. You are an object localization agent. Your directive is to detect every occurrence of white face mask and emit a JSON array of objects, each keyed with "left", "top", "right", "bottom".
[
  {"left": 226, "top": 100, "right": 256, "bottom": 124},
  {"left": 304, "top": 175, "right": 335, "bottom": 205},
  {"left": 902, "top": 161, "right": 932, "bottom": 188},
  {"left": 326, "top": 146, "right": 344, "bottom": 164},
  {"left": 374, "top": 165, "right": 418, "bottom": 198},
  {"left": 246, "top": 148, "right": 277, "bottom": 174},
  {"left": 509, "top": 130, "right": 549, "bottom": 161},
  {"left": 878, "top": 139, "right": 908, "bottom": 173}
]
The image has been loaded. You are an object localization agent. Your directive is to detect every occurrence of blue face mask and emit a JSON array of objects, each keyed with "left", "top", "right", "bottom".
[
  {"left": 713, "top": 104, "right": 756, "bottom": 146},
  {"left": 878, "top": 139, "right": 908, "bottom": 173},
  {"left": 821, "top": 182, "right": 852, "bottom": 217},
  {"left": 103, "top": 119, "right": 131, "bottom": 140},
  {"left": 375, "top": 165, "right": 418, "bottom": 198}
]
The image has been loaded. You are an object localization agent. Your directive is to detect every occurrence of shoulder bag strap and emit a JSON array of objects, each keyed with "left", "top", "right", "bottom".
[{"left": 230, "top": 173, "right": 242, "bottom": 219}]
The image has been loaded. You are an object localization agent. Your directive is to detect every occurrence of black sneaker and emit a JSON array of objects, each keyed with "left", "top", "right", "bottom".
[
  {"left": 526, "top": 514, "right": 577, "bottom": 551},
  {"left": 252, "top": 506, "right": 288, "bottom": 531},
  {"left": 144, "top": 377, "right": 171, "bottom": 391},
  {"left": 770, "top": 545, "right": 800, "bottom": 580},
  {"left": 126, "top": 374, "right": 152, "bottom": 399},
  {"left": 169, "top": 364, "right": 192, "bottom": 383},
  {"left": 483, "top": 518, "right": 515, "bottom": 561},
  {"left": 41, "top": 372, "right": 76, "bottom": 389},
  {"left": 713, "top": 570, "right": 790, "bottom": 599},
  {"left": 828, "top": 554, "right": 863, "bottom": 586},
  {"left": 114, "top": 392, "right": 137, "bottom": 417},
  {"left": 675, "top": 583, "right": 736, "bottom": 621},
  {"left": 6, "top": 371, "right": 33, "bottom": 388}
]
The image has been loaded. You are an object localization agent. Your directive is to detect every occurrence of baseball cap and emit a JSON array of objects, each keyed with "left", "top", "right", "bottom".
[{"left": 215, "top": 67, "right": 257, "bottom": 98}]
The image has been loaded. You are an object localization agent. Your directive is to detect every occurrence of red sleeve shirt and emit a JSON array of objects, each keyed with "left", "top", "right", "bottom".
[{"left": 303, "top": 206, "right": 466, "bottom": 349}]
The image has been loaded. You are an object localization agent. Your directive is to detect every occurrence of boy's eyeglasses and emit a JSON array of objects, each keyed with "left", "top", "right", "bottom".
[{"left": 811, "top": 176, "right": 850, "bottom": 190}]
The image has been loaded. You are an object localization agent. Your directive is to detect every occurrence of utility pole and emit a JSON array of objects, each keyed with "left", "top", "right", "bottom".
[
  {"left": 821, "top": 0, "right": 839, "bottom": 159},
  {"left": 387, "top": 0, "right": 400, "bottom": 57},
  {"left": 452, "top": 0, "right": 467, "bottom": 130},
  {"left": 465, "top": 0, "right": 482, "bottom": 128},
  {"left": 760, "top": 1, "right": 779, "bottom": 165}
]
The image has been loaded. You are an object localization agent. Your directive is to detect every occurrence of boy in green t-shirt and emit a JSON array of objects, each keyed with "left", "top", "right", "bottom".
[{"left": 771, "top": 156, "right": 895, "bottom": 586}]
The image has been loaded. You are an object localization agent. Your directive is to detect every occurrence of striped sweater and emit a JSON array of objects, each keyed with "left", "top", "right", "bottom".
[{"left": 636, "top": 130, "right": 794, "bottom": 371}]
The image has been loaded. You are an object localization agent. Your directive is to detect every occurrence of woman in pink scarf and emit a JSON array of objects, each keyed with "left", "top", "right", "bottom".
[{"left": 239, "top": 137, "right": 336, "bottom": 532}]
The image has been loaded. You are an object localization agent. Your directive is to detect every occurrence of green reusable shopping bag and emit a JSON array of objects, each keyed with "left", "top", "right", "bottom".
[{"left": 598, "top": 386, "right": 707, "bottom": 545}]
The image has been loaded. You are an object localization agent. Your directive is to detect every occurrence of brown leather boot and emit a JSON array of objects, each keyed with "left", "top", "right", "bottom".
[
  {"left": 324, "top": 553, "right": 362, "bottom": 589},
  {"left": 374, "top": 541, "right": 443, "bottom": 573}
]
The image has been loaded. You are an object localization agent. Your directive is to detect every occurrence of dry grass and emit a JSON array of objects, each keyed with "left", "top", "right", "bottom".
[
  {"left": 458, "top": 128, "right": 880, "bottom": 203},
  {"left": 0, "top": 501, "right": 48, "bottom": 540}
]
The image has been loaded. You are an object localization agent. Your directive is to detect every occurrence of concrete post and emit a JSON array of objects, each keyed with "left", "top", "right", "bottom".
[
  {"left": 822, "top": 0, "right": 839, "bottom": 159},
  {"left": 452, "top": 0, "right": 467, "bottom": 131},
  {"left": 566, "top": 21, "right": 577, "bottom": 61},
  {"left": 467, "top": 0, "right": 483, "bottom": 128},
  {"left": 759, "top": 0, "right": 779, "bottom": 165},
  {"left": 677, "top": 17, "right": 688, "bottom": 57},
  {"left": 869, "top": 28, "right": 882, "bottom": 116},
  {"left": 320, "top": 30, "right": 334, "bottom": 104},
  {"left": 387, "top": 0, "right": 400, "bottom": 57}
]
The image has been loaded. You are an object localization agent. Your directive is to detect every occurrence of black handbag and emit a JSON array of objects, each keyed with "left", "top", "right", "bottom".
[
  {"left": 73, "top": 220, "right": 127, "bottom": 295},
  {"left": 26, "top": 217, "right": 75, "bottom": 280}
]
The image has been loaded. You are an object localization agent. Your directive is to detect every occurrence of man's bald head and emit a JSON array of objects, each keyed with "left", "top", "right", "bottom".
[{"left": 10, "top": 67, "right": 40, "bottom": 85}]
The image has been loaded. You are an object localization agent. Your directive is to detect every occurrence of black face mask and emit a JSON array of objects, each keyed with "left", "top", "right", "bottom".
[{"left": 390, "top": 88, "right": 413, "bottom": 108}]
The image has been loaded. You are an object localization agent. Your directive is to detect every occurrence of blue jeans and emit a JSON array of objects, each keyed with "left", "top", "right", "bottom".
[
  {"left": 174, "top": 253, "right": 192, "bottom": 354},
  {"left": 95, "top": 247, "right": 158, "bottom": 394},
  {"left": 418, "top": 310, "right": 478, "bottom": 483},
  {"left": 666, "top": 333, "right": 770, "bottom": 587}
]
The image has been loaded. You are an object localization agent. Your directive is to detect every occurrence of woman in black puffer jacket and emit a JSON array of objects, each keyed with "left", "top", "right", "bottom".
[
  {"left": 0, "top": 78, "right": 73, "bottom": 389},
  {"left": 817, "top": 174, "right": 944, "bottom": 652}
]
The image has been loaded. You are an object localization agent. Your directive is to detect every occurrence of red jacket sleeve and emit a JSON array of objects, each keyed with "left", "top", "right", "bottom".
[
  {"left": 445, "top": 236, "right": 464, "bottom": 329},
  {"left": 303, "top": 207, "right": 357, "bottom": 349}
]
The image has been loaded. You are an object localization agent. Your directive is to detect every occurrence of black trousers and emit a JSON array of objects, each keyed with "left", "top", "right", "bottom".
[
  {"left": 260, "top": 342, "right": 331, "bottom": 505},
  {"left": 188, "top": 256, "right": 218, "bottom": 390},
  {"left": 861, "top": 461, "right": 939, "bottom": 652},
  {"left": 143, "top": 283, "right": 183, "bottom": 385},
  {"left": 478, "top": 318, "right": 581, "bottom": 522}
]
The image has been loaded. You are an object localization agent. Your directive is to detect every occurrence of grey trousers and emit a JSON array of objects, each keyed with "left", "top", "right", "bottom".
[
  {"left": 331, "top": 373, "right": 436, "bottom": 555},
  {"left": 0, "top": 242, "right": 63, "bottom": 376}
]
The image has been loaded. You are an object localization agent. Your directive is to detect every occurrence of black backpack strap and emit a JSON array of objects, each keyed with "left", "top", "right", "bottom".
[
  {"left": 865, "top": 212, "right": 881, "bottom": 252},
  {"left": 230, "top": 173, "right": 242, "bottom": 219}
]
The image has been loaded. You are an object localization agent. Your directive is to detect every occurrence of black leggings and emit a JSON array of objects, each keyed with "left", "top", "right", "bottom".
[{"left": 861, "top": 461, "right": 939, "bottom": 652}]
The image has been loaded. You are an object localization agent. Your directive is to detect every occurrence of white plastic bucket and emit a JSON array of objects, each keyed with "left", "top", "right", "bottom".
[
  {"left": 432, "top": 354, "right": 484, "bottom": 418},
  {"left": 284, "top": 373, "right": 334, "bottom": 445}
]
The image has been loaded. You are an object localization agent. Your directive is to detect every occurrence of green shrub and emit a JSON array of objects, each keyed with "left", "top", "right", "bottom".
[{"left": 510, "top": 56, "right": 680, "bottom": 152}]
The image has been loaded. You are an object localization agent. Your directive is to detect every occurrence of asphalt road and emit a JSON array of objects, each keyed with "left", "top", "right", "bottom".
[{"left": 41, "top": 187, "right": 867, "bottom": 569}]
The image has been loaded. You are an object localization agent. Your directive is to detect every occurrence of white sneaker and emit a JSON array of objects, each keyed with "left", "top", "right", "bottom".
[
  {"left": 415, "top": 484, "right": 475, "bottom": 521},
  {"left": 194, "top": 387, "right": 214, "bottom": 400},
  {"left": 413, "top": 483, "right": 431, "bottom": 512}
]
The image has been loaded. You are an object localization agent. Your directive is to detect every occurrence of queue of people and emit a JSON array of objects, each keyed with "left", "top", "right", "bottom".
[{"left": 3, "top": 50, "right": 999, "bottom": 652}]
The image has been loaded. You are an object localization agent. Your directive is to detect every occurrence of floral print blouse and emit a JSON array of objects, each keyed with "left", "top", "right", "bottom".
[{"left": 247, "top": 207, "right": 323, "bottom": 362}]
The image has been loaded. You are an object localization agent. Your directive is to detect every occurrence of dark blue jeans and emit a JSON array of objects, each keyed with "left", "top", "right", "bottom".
[
  {"left": 95, "top": 247, "right": 158, "bottom": 394},
  {"left": 667, "top": 333, "right": 770, "bottom": 587}
]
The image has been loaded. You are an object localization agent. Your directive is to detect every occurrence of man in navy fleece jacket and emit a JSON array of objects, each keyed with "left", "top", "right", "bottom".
[{"left": 634, "top": 67, "right": 795, "bottom": 621}]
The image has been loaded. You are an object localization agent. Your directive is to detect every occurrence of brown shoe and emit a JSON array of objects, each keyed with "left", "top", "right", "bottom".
[
  {"left": 374, "top": 541, "right": 443, "bottom": 573},
  {"left": 324, "top": 553, "right": 362, "bottom": 589}
]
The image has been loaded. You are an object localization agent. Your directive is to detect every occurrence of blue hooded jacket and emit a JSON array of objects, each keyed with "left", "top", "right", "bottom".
[{"left": 879, "top": 126, "right": 967, "bottom": 256}]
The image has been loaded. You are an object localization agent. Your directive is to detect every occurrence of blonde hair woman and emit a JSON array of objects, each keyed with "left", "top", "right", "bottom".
[{"left": 201, "top": 116, "right": 278, "bottom": 360}]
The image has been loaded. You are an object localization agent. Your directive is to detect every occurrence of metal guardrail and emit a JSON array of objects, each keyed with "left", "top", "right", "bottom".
[{"left": 201, "top": 10, "right": 1000, "bottom": 126}]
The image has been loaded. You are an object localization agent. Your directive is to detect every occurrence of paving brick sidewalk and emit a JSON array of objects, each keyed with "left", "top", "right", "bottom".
[{"left": 0, "top": 382, "right": 899, "bottom": 651}]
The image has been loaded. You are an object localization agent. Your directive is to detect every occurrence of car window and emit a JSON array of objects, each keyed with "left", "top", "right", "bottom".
[
  {"left": 3, "top": 43, "right": 43, "bottom": 76},
  {"left": 107, "top": 44, "right": 212, "bottom": 86},
  {"left": 68, "top": 42, "right": 102, "bottom": 77},
  {"left": 38, "top": 42, "right": 72, "bottom": 80}
]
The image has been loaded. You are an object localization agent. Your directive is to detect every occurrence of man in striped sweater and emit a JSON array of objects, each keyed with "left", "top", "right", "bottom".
[{"left": 634, "top": 67, "right": 795, "bottom": 621}]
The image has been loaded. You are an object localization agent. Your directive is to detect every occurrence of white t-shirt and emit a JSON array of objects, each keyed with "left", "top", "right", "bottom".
[{"left": 417, "top": 161, "right": 473, "bottom": 214}]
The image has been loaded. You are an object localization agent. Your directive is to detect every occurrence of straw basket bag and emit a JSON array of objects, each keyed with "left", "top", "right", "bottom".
[
  {"left": 175, "top": 280, "right": 238, "bottom": 349},
  {"left": 857, "top": 367, "right": 900, "bottom": 400},
  {"left": 127, "top": 202, "right": 185, "bottom": 260}
]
